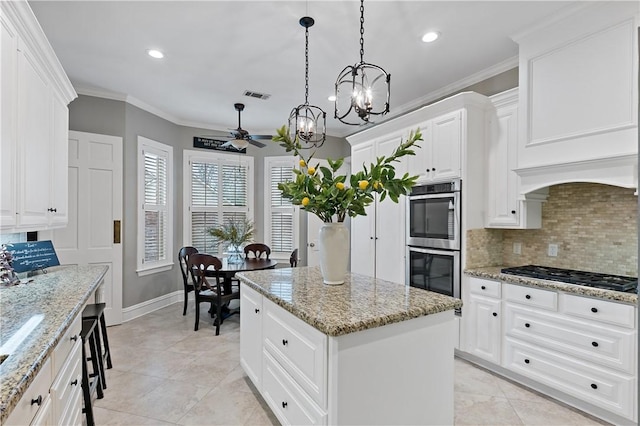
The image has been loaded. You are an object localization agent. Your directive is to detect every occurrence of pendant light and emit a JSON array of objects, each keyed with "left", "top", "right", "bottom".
[
  {"left": 288, "top": 16, "right": 326, "bottom": 148},
  {"left": 334, "top": 0, "right": 390, "bottom": 125}
]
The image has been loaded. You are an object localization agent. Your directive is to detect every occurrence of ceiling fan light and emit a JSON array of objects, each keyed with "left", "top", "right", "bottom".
[{"left": 230, "top": 138, "right": 249, "bottom": 150}]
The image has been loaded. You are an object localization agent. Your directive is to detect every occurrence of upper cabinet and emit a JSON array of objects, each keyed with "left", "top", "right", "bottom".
[
  {"left": 512, "top": 2, "right": 639, "bottom": 193},
  {"left": 1, "top": 1, "right": 77, "bottom": 233}
]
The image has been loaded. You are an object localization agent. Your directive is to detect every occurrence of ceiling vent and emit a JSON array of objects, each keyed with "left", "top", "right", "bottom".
[{"left": 243, "top": 90, "right": 271, "bottom": 100}]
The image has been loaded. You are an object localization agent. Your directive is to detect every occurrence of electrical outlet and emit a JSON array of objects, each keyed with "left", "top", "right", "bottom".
[
  {"left": 513, "top": 242, "right": 522, "bottom": 255},
  {"left": 548, "top": 244, "right": 558, "bottom": 257}
]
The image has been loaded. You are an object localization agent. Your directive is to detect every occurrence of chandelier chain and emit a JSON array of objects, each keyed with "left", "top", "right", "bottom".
[
  {"left": 359, "top": 0, "right": 365, "bottom": 64},
  {"left": 304, "top": 25, "right": 309, "bottom": 105}
]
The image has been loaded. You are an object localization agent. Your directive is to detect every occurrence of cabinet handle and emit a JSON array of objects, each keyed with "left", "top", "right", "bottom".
[
  {"left": 70, "top": 335, "right": 78, "bottom": 342},
  {"left": 481, "top": 286, "right": 486, "bottom": 290},
  {"left": 492, "top": 312, "right": 497, "bottom": 317},
  {"left": 31, "top": 395, "right": 43, "bottom": 406},
  {"left": 254, "top": 308, "right": 260, "bottom": 314},
  {"left": 47, "top": 208, "right": 57, "bottom": 213},
  {"left": 282, "top": 339, "right": 288, "bottom": 346},
  {"left": 590, "top": 383, "right": 598, "bottom": 390},
  {"left": 524, "top": 323, "right": 530, "bottom": 328},
  {"left": 524, "top": 359, "right": 530, "bottom": 364},
  {"left": 370, "top": 237, "right": 374, "bottom": 240},
  {"left": 591, "top": 307, "right": 598, "bottom": 313},
  {"left": 282, "top": 401, "right": 288, "bottom": 409},
  {"left": 525, "top": 294, "right": 531, "bottom": 300},
  {"left": 511, "top": 210, "right": 516, "bottom": 214},
  {"left": 591, "top": 341, "right": 598, "bottom": 347},
  {"left": 71, "top": 379, "right": 78, "bottom": 386},
  {"left": 431, "top": 167, "right": 436, "bottom": 171}
]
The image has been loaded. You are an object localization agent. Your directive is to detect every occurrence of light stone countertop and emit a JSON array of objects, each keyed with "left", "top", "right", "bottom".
[
  {"left": 465, "top": 266, "right": 638, "bottom": 305},
  {"left": 236, "top": 266, "right": 463, "bottom": 337},
  {"left": 0, "top": 265, "right": 108, "bottom": 424}
]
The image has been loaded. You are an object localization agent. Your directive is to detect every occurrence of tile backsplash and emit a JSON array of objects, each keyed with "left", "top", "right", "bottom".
[{"left": 467, "top": 183, "right": 638, "bottom": 277}]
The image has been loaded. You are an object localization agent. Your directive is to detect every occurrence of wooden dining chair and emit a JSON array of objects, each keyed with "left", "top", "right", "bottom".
[
  {"left": 290, "top": 248, "right": 299, "bottom": 267},
  {"left": 188, "top": 253, "right": 240, "bottom": 335},
  {"left": 244, "top": 243, "right": 271, "bottom": 260},
  {"left": 178, "top": 246, "right": 198, "bottom": 316}
]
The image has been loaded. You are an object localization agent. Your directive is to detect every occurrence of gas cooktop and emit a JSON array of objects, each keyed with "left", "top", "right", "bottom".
[{"left": 500, "top": 265, "right": 638, "bottom": 293}]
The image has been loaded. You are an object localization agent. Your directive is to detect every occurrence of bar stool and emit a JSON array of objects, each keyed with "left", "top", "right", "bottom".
[
  {"left": 81, "top": 318, "right": 104, "bottom": 426},
  {"left": 82, "top": 303, "right": 112, "bottom": 391}
]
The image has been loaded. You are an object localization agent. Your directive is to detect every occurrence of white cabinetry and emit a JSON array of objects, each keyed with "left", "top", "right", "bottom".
[
  {"left": 0, "top": 1, "right": 76, "bottom": 233},
  {"left": 485, "top": 89, "right": 546, "bottom": 229},
  {"left": 350, "top": 133, "right": 406, "bottom": 284},
  {"left": 463, "top": 277, "right": 501, "bottom": 363},
  {"left": 512, "top": 2, "right": 639, "bottom": 193},
  {"left": 240, "top": 283, "right": 263, "bottom": 390}
]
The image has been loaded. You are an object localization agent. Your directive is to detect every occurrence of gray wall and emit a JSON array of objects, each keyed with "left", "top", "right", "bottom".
[{"left": 68, "top": 95, "right": 350, "bottom": 308}]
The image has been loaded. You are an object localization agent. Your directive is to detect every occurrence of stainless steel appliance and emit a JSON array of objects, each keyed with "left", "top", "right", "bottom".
[
  {"left": 406, "top": 246, "right": 460, "bottom": 299},
  {"left": 406, "top": 179, "right": 460, "bottom": 250}
]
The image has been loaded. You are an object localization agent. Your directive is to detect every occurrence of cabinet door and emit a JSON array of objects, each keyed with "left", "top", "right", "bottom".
[
  {"left": 240, "top": 283, "right": 263, "bottom": 390},
  {"left": 466, "top": 294, "right": 501, "bottom": 363},
  {"left": 16, "top": 38, "right": 51, "bottom": 229},
  {"left": 1, "top": 15, "right": 18, "bottom": 229},
  {"left": 407, "top": 121, "right": 432, "bottom": 178},
  {"left": 486, "top": 103, "right": 519, "bottom": 227},
  {"left": 350, "top": 142, "right": 375, "bottom": 277},
  {"left": 375, "top": 133, "right": 407, "bottom": 284},
  {"left": 48, "top": 92, "right": 69, "bottom": 227},
  {"left": 431, "top": 111, "right": 461, "bottom": 181}
]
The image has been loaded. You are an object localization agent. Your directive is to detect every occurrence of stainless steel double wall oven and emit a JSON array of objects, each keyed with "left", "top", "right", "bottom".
[{"left": 406, "top": 179, "right": 461, "bottom": 305}]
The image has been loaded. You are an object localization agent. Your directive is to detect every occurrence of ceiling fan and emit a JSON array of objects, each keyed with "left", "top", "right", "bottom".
[{"left": 222, "top": 103, "right": 272, "bottom": 150}]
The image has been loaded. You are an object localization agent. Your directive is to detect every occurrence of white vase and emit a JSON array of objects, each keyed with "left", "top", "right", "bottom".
[{"left": 318, "top": 222, "right": 350, "bottom": 285}]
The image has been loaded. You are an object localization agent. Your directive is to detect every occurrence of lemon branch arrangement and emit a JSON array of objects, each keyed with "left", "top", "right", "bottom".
[{"left": 273, "top": 125, "right": 423, "bottom": 223}]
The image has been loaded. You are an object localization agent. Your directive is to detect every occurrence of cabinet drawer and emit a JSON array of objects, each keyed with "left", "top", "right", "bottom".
[
  {"left": 30, "top": 395, "right": 52, "bottom": 426},
  {"left": 562, "top": 294, "right": 636, "bottom": 329},
  {"left": 263, "top": 298, "right": 327, "bottom": 408},
  {"left": 5, "top": 358, "right": 52, "bottom": 426},
  {"left": 505, "top": 304, "right": 636, "bottom": 374},
  {"left": 504, "top": 338, "right": 635, "bottom": 419},
  {"left": 262, "top": 351, "right": 326, "bottom": 426},
  {"left": 469, "top": 277, "right": 501, "bottom": 298},
  {"left": 503, "top": 283, "right": 557, "bottom": 311},
  {"left": 50, "top": 341, "right": 81, "bottom": 423},
  {"left": 58, "top": 379, "right": 82, "bottom": 426},
  {"left": 52, "top": 313, "right": 81, "bottom": 375}
]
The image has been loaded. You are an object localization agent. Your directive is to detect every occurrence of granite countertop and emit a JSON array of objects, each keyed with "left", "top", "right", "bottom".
[
  {"left": 236, "top": 266, "right": 462, "bottom": 337},
  {"left": 0, "top": 265, "right": 108, "bottom": 423},
  {"left": 465, "top": 266, "right": 638, "bottom": 305}
]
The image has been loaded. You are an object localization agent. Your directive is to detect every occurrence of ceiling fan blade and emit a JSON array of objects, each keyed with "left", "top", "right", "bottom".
[
  {"left": 249, "top": 134, "right": 274, "bottom": 140},
  {"left": 248, "top": 139, "right": 267, "bottom": 148}
]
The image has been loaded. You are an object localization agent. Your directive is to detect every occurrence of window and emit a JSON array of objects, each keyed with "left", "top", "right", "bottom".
[
  {"left": 264, "top": 157, "right": 299, "bottom": 258},
  {"left": 137, "top": 136, "right": 173, "bottom": 275},
  {"left": 184, "top": 150, "right": 254, "bottom": 254}
]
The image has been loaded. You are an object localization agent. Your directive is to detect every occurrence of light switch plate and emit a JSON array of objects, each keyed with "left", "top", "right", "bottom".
[
  {"left": 513, "top": 242, "right": 522, "bottom": 255},
  {"left": 548, "top": 244, "right": 558, "bottom": 257}
]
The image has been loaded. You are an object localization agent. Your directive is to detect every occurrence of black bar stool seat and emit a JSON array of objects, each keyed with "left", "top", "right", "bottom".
[{"left": 81, "top": 317, "right": 104, "bottom": 426}]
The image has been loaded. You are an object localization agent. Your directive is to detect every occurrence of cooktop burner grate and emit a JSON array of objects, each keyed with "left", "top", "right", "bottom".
[{"left": 500, "top": 265, "right": 638, "bottom": 293}]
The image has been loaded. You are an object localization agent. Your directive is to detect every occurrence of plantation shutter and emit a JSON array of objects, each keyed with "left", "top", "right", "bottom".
[
  {"left": 143, "top": 151, "right": 168, "bottom": 262},
  {"left": 267, "top": 160, "right": 295, "bottom": 254}
]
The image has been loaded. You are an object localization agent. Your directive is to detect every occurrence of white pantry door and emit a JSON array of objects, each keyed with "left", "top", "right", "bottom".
[{"left": 44, "top": 131, "right": 123, "bottom": 325}]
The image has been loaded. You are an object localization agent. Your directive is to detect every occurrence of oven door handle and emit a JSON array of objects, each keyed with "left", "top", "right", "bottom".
[
  {"left": 409, "top": 192, "right": 458, "bottom": 201},
  {"left": 407, "top": 246, "right": 459, "bottom": 256}
]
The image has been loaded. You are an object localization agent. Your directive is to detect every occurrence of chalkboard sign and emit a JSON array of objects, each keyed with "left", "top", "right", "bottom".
[
  {"left": 193, "top": 137, "right": 246, "bottom": 154},
  {"left": 7, "top": 241, "right": 60, "bottom": 273}
]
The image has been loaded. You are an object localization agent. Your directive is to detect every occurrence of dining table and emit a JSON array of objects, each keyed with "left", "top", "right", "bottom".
[{"left": 215, "top": 257, "right": 278, "bottom": 293}]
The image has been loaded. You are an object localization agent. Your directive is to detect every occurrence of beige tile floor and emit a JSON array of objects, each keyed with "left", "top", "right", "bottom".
[{"left": 94, "top": 303, "right": 609, "bottom": 425}]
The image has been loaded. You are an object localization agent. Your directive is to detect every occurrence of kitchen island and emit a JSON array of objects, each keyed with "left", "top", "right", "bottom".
[
  {"left": 237, "top": 266, "right": 462, "bottom": 425},
  {"left": 0, "top": 265, "right": 108, "bottom": 425}
]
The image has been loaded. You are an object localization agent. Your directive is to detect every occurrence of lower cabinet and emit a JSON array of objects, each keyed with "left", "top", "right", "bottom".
[
  {"left": 239, "top": 284, "right": 263, "bottom": 390},
  {"left": 5, "top": 313, "right": 83, "bottom": 426},
  {"left": 461, "top": 277, "right": 638, "bottom": 423}
]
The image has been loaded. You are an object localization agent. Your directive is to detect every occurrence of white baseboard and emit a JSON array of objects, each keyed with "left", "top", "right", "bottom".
[{"left": 122, "top": 290, "right": 185, "bottom": 322}]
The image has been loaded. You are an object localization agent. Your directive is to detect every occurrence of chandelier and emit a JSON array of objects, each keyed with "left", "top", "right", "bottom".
[
  {"left": 288, "top": 16, "right": 326, "bottom": 148},
  {"left": 334, "top": 0, "right": 390, "bottom": 125}
]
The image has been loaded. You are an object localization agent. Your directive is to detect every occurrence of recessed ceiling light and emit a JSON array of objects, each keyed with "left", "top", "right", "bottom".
[
  {"left": 147, "top": 49, "right": 164, "bottom": 59},
  {"left": 422, "top": 32, "right": 440, "bottom": 43},
  {"left": 328, "top": 95, "right": 337, "bottom": 102}
]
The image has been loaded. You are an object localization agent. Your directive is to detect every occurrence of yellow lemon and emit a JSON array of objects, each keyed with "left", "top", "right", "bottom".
[
  {"left": 307, "top": 167, "right": 316, "bottom": 175},
  {"left": 358, "top": 180, "right": 369, "bottom": 190},
  {"left": 373, "top": 181, "right": 383, "bottom": 190},
  {"left": 299, "top": 159, "right": 306, "bottom": 167},
  {"left": 336, "top": 182, "right": 345, "bottom": 190},
  {"left": 301, "top": 197, "right": 310, "bottom": 206}
]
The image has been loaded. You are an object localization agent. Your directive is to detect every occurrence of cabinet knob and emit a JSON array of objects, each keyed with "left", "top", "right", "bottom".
[
  {"left": 481, "top": 285, "right": 486, "bottom": 290},
  {"left": 70, "top": 335, "right": 78, "bottom": 342},
  {"left": 71, "top": 379, "right": 78, "bottom": 386},
  {"left": 590, "top": 383, "right": 598, "bottom": 390},
  {"left": 431, "top": 168, "right": 436, "bottom": 171},
  {"left": 524, "top": 359, "right": 530, "bottom": 364},
  {"left": 511, "top": 210, "right": 516, "bottom": 214},
  {"left": 282, "top": 401, "right": 288, "bottom": 409},
  {"left": 525, "top": 294, "right": 531, "bottom": 300},
  {"left": 47, "top": 207, "right": 58, "bottom": 212},
  {"left": 31, "top": 395, "right": 43, "bottom": 406},
  {"left": 282, "top": 339, "right": 288, "bottom": 346},
  {"left": 591, "top": 341, "right": 598, "bottom": 347},
  {"left": 254, "top": 308, "right": 260, "bottom": 314},
  {"left": 591, "top": 307, "right": 598, "bottom": 313},
  {"left": 524, "top": 323, "right": 530, "bottom": 328},
  {"left": 492, "top": 312, "right": 498, "bottom": 317}
]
